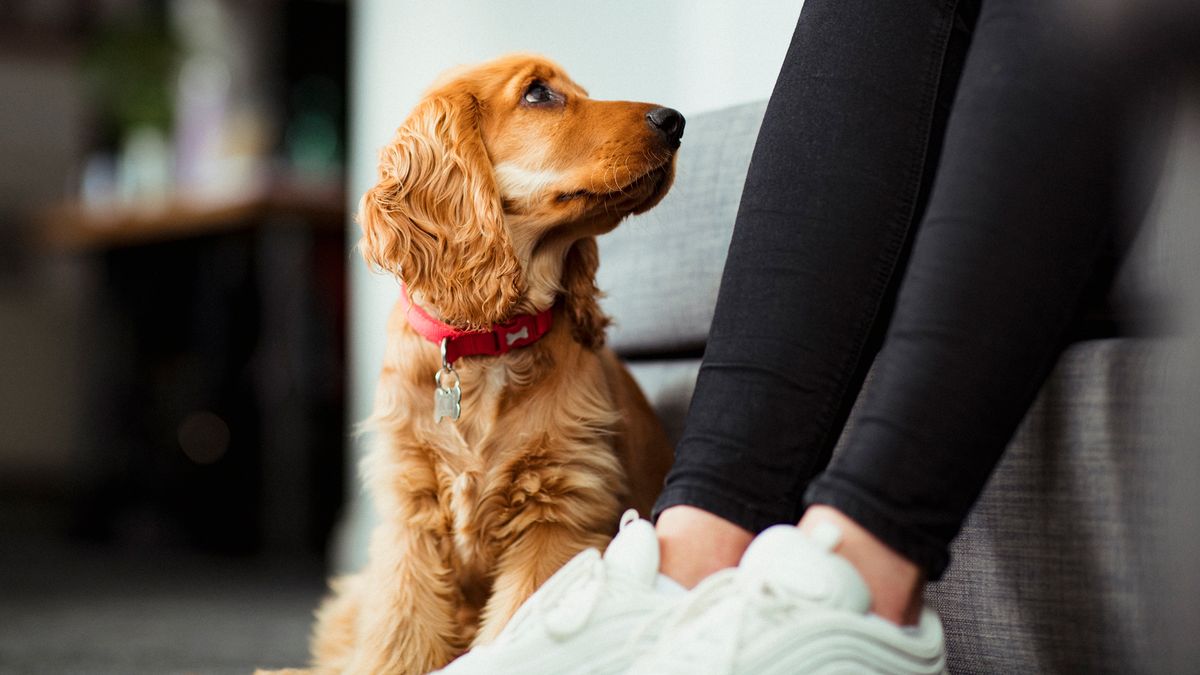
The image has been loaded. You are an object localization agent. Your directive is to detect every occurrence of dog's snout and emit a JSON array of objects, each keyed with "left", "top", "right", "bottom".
[{"left": 646, "top": 107, "right": 685, "bottom": 148}]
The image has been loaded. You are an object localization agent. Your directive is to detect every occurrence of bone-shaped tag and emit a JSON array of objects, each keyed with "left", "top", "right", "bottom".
[
  {"left": 434, "top": 383, "right": 461, "bottom": 422},
  {"left": 505, "top": 326, "right": 530, "bottom": 347}
]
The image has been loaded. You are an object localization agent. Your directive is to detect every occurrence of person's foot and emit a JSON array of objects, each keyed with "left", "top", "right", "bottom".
[
  {"left": 628, "top": 523, "right": 947, "bottom": 675},
  {"left": 433, "top": 510, "right": 682, "bottom": 675},
  {"left": 656, "top": 505, "right": 755, "bottom": 589}
]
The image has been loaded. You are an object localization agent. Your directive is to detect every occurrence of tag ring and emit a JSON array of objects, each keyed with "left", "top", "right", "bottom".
[
  {"left": 434, "top": 365, "right": 460, "bottom": 390},
  {"left": 435, "top": 338, "right": 459, "bottom": 388}
]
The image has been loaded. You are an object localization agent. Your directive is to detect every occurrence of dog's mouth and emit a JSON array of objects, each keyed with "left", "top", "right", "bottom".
[{"left": 555, "top": 161, "right": 674, "bottom": 214}]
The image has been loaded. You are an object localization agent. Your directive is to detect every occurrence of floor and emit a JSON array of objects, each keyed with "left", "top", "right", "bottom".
[{"left": 0, "top": 533, "right": 326, "bottom": 674}]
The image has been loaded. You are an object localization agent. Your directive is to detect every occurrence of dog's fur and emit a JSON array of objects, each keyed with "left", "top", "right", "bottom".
[{"left": 303, "top": 55, "right": 677, "bottom": 674}]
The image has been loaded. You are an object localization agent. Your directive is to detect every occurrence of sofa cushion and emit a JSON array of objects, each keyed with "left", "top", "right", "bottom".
[
  {"left": 597, "top": 101, "right": 766, "bottom": 356},
  {"left": 916, "top": 340, "right": 1155, "bottom": 672}
]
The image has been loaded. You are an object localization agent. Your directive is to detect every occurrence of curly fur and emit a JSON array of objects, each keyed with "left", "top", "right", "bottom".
[{"left": 359, "top": 91, "right": 524, "bottom": 329}]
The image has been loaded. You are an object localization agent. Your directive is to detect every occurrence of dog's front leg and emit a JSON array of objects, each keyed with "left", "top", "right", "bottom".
[
  {"left": 472, "top": 522, "right": 611, "bottom": 645},
  {"left": 331, "top": 520, "right": 465, "bottom": 675}
]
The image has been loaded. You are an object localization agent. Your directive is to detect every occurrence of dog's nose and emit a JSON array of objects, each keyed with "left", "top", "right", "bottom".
[{"left": 646, "top": 107, "right": 685, "bottom": 148}]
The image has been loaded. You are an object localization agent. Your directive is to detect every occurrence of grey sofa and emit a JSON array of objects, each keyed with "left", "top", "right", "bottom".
[{"left": 596, "top": 101, "right": 1162, "bottom": 673}]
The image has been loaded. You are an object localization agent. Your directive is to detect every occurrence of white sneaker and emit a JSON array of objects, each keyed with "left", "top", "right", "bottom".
[
  {"left": 434, "top": 510, "right": 682, "bottom": 675},
  {"left": 628, "top": 523, "right": 948, "bottom": 675}
]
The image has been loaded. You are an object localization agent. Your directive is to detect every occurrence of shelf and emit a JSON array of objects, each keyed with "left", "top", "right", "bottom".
[{"left": 41, "top": 177, "right": 347, "bottom": 251}]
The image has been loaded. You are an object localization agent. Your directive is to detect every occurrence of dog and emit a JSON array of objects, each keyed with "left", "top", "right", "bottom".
[{"left": 302, "top": 54, "right": 682, "bottom": 674}]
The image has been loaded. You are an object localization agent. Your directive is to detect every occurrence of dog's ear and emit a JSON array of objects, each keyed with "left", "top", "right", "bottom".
[
  {"left": 358, "top": 91, "right": 523, "bottom": 329},
  {"left": 560, "top": 236, "right": 610, "bottom": 349}
]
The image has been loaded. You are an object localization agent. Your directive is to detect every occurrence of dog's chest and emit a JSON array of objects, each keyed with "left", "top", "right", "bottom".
[
  {"left": 442, "top": 364, "right": 512, "bottom": 571},
  {"left": 448, "top": 470, "right": 483, "bottom": 566}
]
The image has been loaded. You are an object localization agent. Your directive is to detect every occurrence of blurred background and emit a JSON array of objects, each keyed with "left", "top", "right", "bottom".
[
  {"left": 2, "top": 0, "right": 1198, "bottom": 673},
  {"left": 0, "top": 0, "right": 348, "bottom": 671}
]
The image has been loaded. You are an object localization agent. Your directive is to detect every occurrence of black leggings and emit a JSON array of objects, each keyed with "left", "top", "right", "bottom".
[{"left": 653, "top": 0, "right": 1128, "bottom": 579}]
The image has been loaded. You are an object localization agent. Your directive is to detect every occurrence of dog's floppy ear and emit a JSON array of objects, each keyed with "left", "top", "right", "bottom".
[
  {"left": 561, "top": 236, "right": 610, "bottom": 349},
  {"left": 359, "top": 90, "right": 523, "bottom": 329}
]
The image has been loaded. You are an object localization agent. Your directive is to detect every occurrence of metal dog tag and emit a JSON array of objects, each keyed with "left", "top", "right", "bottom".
[
  {"left": 434, "top": 383, "right": 461, "bottom": 422},
  {"left": 433, "top": 363, "right": 461, "bottom": 423}
]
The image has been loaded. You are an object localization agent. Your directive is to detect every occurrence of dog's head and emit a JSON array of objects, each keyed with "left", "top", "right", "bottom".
[{"left": 359, "top": 54, "right": 682, "bottom": 333}]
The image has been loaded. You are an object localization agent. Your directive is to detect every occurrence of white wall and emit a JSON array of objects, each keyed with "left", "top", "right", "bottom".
[{"left": 340, "top": 0, "right": 803, "bottom": 570}]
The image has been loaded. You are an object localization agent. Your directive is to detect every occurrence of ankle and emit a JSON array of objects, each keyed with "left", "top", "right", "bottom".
[
  {"left": 798, "top": 505, "right": 925, "bottom": 626},
  {"left": 655, "top": 505, "right": 754, "bottom": 589}
]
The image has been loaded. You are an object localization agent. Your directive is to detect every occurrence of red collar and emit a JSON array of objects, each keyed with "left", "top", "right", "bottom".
[{"left": 398, "top": 284, "right": 554, "bottom": 365}]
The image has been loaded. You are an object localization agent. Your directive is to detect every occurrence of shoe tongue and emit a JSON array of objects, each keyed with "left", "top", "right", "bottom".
[
  {"left": 602, "top": 512, "right": 660, "bottom": 587},
  {"left": 737, "top": 524, "right": 871, "bottom": 613}
]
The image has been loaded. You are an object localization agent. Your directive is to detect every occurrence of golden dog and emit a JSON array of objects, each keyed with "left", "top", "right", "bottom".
[{"left": 293, "top": 54, "right": 682, "bottom": 674}]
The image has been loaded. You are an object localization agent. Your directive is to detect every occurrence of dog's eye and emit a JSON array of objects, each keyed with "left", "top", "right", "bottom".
[{"left": 523, "top": 82, "right": 554, "bottom": 105}]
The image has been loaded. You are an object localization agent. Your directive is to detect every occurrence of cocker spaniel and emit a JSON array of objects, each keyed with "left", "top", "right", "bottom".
[{"left": 300, "top": 54, "right": 683, "bottom": 674}]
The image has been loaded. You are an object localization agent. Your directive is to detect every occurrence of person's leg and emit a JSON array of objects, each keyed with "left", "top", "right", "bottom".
[
  {"left": 655, "top": 0, "right": 980, "bottom": 588},
  {"left": 625, "top": 4, "right": 1131, "bottom": 669},
  {"left": 802, "top": 0, "right": 1125, "bottom": 621}
]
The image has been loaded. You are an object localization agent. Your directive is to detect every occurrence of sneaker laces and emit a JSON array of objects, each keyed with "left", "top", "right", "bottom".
[{"left": 631, "top": 531, "right": 843, "bottom": 675}]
